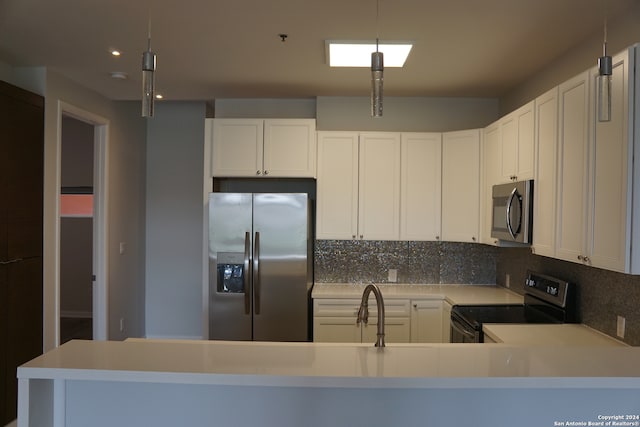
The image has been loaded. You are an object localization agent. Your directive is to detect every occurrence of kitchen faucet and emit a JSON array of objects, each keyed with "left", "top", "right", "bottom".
[{"left": 357, "top": 284, "right": 385, "bottom": 348}]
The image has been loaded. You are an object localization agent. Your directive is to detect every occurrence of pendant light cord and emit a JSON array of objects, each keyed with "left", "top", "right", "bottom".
[{"left": 375, "top": 0, "right": 380, "bottom": 52}]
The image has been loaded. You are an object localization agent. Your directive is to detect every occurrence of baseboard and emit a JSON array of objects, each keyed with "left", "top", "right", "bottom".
[{"left": 60, "top": 310, "right": 93, "bottom": 319}]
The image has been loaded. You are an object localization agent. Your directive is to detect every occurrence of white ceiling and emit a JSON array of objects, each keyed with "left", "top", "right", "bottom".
[{"left": 0, "top": 0, "right": 636, "bottom": 101}]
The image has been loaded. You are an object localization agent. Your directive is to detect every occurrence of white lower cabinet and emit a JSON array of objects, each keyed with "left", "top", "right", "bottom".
[
  {"left": 313, "top": 298, "right": 410, "bottom": 343},
  {"left": 410, "top": 300, "right": 444, "bottom": 343}
]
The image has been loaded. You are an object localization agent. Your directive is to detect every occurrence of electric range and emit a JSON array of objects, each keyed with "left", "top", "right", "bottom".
[{"left": 450, "top": 271, "right": 577, "bottom": 343}]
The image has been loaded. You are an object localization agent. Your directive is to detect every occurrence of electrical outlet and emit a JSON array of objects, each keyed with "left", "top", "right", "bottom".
[
  {"left": 505, "top": 274, "right": 510, "bottom": 288},
  {"left": 388, "top": 269, "right": 398, "bottom": 283},
  {"left": 119, "top": 242, "right": 127, "bottom": 255},
  {"left": 616, "top": 315, "right": 626, "bottom": 338}
]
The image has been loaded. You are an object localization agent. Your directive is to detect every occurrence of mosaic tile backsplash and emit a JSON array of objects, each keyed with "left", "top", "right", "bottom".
[
  {"left": 496, "top": 247, "right": 640, "bottom": 346},
  {"left": 314, "top": 240, "right": 498, "bottom": 284}
]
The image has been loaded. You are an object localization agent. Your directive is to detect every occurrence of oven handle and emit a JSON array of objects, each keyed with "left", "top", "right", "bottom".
[{"left": 450, "top": 317, "right": 477, "bottom": 340}]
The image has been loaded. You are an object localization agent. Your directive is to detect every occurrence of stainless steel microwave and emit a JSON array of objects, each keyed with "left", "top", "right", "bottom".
[{"left": 491, "top": 179, "right": 533, "bottom": 244}]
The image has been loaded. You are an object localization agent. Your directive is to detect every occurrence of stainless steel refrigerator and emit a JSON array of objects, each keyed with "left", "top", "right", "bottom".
[{"left": 208, "top": 193, "right": 311, "bottom": 341}]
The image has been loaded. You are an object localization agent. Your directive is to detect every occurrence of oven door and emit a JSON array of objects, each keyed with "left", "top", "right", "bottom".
[{"left": 450, "top": 311, "right": 480, "bottom": 343}]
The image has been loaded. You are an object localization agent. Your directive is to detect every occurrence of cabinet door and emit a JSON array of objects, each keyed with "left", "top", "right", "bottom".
[
  {"left": 362, "top": 318, "right": 411, "bottom": 344},
  {"left": 480, "top": 123, "right": 501, "bottom": 245},
  {"left": 410, "top": 300, "right": 443, "bottom": 343},
  {"left": 316, "top": 132, "right": 359, "bottom": 239},
  {"left": 587, "top": 50, "right": 630, "bottom": 272},
  {"left": 532, "top": 88, "right": 558, "bottom": 258},
  {"left": 400, "top": 133, "right": 442, "bottom": 241},
  {"left": 515, "top": 101, "right": 535, "bottom": 180},
  {"left": 358, "top": 133, "right": 401, "bottom": 240},
  {"left": 556, "top": 71, "right": 590, "bottom": 264},
  {"left": 500, "top": 113, "right": 517, "bottom": 182},
  {"left": 263, "top": 119, "right": 316, "bottom": 177},
  {"left": 211, "top": 119, "right": 263, "bottom": 177},
  {"left": 313, "top": 317, "right": 360, "bottom": 342},
  {"left": 441, "top": 130, "right": 480, "bottom": 243}
]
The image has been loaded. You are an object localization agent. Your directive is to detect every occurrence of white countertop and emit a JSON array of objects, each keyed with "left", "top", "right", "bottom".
[
  {"left": 18, "top": 339, "right": 640, "bottom": 389},
  {"left": 312, "top": 283, "right": 524, "bottom": 305},
  {"left": 483, "top": 324, "right": 628, "bottom": 347}
]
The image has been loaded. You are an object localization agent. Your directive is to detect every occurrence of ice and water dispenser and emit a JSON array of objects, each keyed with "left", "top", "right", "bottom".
[{"left": 216, "top": 252, "right": 245, "bottom": 293}]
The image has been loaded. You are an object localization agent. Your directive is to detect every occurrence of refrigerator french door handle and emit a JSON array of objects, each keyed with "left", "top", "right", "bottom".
[
  {"left": 243, "top": 232, "right": 251, "bottom": 315},
  {"left": 506, "top": 188, "right": 519, "bottom": 239},
  {"left": 253, "top": 231, "right": 261, "bottom": 315}
]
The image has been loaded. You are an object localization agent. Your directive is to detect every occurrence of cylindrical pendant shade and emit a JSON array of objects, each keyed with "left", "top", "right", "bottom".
[
  {"left": 371, "top": 51, "right": 384, "bottom": 117},
  {"left": 142, "top": 50, "right": 156, "bottom": 118},
  {"left": 597, "top": 55, "right": 612, "bottom": 123}
]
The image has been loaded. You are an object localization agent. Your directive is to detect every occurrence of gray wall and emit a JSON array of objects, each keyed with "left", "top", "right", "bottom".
[
  {"left": 37, "top": 70, "right": 147, "bottom": 349},
  {"left": 61, "top": 116, "right": 94, "bottom": 188},
  {"left": 317, "top": 96, "right": 500, "bottom": 131},
  {"left": 145, "top": 101, "right": 207, "bottom": 339}
]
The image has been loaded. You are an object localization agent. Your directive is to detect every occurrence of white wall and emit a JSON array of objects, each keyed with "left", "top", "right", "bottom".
[
  {"left": 42, "top": 70, "right": 146, "bottom": 350},
  {"left": 145, "top": 102, "right": 207, "bottom": 339}
]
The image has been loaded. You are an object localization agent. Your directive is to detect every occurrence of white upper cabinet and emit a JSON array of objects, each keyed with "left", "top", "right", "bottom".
[
  {"left": 586, "top": 49, "right": 633, "bottom": 272},
  {"left": 442, "top": 129, "right": 481, "bottom": 243},
  {"left": 316, "top": 132, "right": 359, "bottom": 240},
  {"left": 316, "top": 131, "right": 401, "bottom": 241},
  {"left": 555, "top": 48, "right": 638, "bottom": 273},
  {"left": 358, "top": 133, "right": 402, "bottom": 241},
  {"left": 400, "top": 133, "right": 442, "bottom": 241},
  {"left": 210, "top": 118, "right": 316, "bottom": 178},
  {"left": 480, "top": 122, "right": 501, "bottom": 246},
  {"left": 555, "top": 70, "right": 591, "bottom": 265},
  {"left": 532, "top": 87, "right": 559, "bottom": 258},
  {"left": 499, "top": 101, "right": 535, "bottom": 183}
]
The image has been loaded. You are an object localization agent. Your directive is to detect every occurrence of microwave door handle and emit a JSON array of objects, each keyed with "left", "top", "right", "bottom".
[
  {"left": 506, "top": 187, "right": 518, "bottom": 239},
  {"left": 243, "top": 232, "right": 251, "bottom": 315}
]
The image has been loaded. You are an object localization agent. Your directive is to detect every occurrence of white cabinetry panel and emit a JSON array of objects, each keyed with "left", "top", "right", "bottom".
[
  {"left": 442, "top": 129, "right": 481, "bottom": 243},
  {"left": 400, "top": 133, "right": 442, "bottom": 241}
]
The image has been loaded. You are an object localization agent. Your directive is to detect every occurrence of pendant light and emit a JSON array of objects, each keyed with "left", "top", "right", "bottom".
[
  {"left": 141, "top": 21, "right": 156, "bottom": 118},
  {"left": 597, "top": 12, "right": 612, "bottom": 122},
  {"left": 371, "top": 0, "right": 383, "bottom": 117}
]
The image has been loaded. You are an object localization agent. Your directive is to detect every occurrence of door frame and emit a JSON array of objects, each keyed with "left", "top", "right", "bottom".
[{"left": 56, "top": 101, "right": 109, "bottom": 342}]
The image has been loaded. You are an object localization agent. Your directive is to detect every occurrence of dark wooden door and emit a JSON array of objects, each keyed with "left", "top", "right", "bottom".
[{"left": 0, "top": 80, "right": 44, "bottom": 425}]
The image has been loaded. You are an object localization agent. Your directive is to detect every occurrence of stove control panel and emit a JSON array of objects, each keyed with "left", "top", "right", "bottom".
[{"left": 524, "top": 271, "right": 572, "bottom": 308}]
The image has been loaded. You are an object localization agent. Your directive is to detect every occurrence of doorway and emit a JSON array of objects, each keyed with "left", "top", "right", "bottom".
[{"left": 57, "top": 102, "right": 108, "bottom": 344}]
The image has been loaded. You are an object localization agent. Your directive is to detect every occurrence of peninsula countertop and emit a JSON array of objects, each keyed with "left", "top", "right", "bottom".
[
  {"left": 17, "top": 339, "right": 640, "bottom": 427},
  {"left": 18, "top": 339, "right": 640, "bottom": 387}
]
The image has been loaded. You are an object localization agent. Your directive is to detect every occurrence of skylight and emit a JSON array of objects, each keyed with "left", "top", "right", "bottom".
[{"left": 327, "top": 41, "right": 413, "bottom": 67}]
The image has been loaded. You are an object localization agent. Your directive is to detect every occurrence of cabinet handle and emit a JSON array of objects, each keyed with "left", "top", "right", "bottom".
[
  {"left": 435, "top": 236, "right": 440, "bottom": 240},
  {"left": 256, "top": 170, "right": 261, "bottom": 175},
  {"left": 359, "top": 235, "right": 363, "bottom": 239},
  {"left": 577, "top": 255, "right": 583, "bottom": 261},
  {"left": 583, "top": 256, "right": 590, "bottom": 263},
  {"left": 413, "top": 304, "right": 417, "bottom": 308},
  {"left": 472, "top": 236, "right": 476, "bottom": 242},
  {"left": 352, "top": 235, "right": 356, "bottom": 239},
  {"left": 264, "top": 170, "right": 269, "bottom": 175}
]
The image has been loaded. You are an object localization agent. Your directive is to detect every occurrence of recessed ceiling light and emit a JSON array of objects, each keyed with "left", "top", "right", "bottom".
[
  {"left": 110, "top": 49, "right": 122, "bottom": 57},
  {"left": 326, "top": 40, "right": 413, "bottom": 67},
  {"left": 110, "top": 71, "right": 128, "bottom": 79}
]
